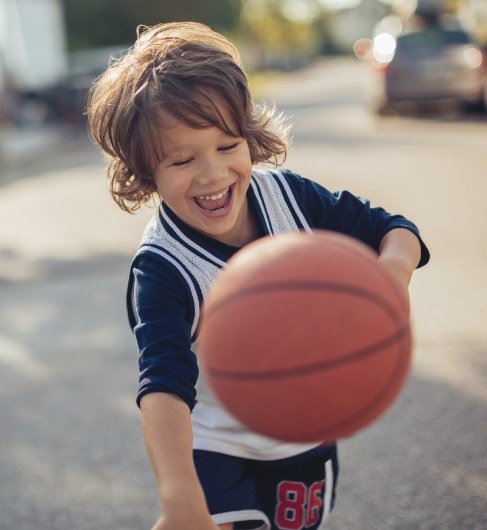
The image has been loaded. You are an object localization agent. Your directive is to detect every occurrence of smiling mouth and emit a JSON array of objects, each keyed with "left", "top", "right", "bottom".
[{"left": 194, "top": 185, "right": 232, "bottom": 212}]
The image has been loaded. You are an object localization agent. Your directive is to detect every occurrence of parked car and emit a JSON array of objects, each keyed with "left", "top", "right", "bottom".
[
  {"left": 38, "top": 45, "right": 130, "bottom": 127},
  {"left": 369, "top": 26, "right": 487, "bottom": 114}
]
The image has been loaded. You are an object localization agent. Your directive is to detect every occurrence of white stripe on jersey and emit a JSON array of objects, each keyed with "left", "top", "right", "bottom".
[
  {"left": 273, "top": 170, "right": 313, "bottom": 233},
  {"left": 140, "top": 245, "right": 201, "bottom": 339},
  {"left": 250, "top": 178, "right": 273, "bottom": 234},
  {"left": 161, "top": 208, "right": 226, "bottom": 268}
]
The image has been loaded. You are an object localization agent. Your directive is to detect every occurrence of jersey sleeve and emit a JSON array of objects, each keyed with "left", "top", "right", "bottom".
[
  {"left": 279, "top": 169, "right": 430, "bottom": 267},
  {"left": 127, "top": 253, "right": 199, "bottom": 410}
]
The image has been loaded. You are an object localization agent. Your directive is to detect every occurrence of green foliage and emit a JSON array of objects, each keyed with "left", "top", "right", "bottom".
[
  {"left": 61, "top": 0, "right": 243, "bottom": 51},
  {"left": 238, "top": 0, "right": 334, "bottom": 69},
  {"left": 61, "top": 0, "right": 337, "bottom": 67}
]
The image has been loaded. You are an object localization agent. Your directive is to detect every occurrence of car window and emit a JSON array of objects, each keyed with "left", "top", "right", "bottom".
[{"left": 396, "top": 29, "right": 471, "bottom": 54}]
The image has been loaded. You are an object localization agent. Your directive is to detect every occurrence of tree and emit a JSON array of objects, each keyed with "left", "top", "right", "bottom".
[
  {"left": 61, "top": 0, "right": 243, "bottom": 51},
  {"left": 238, "top": 0, "right": 331, "bottom": 69}
]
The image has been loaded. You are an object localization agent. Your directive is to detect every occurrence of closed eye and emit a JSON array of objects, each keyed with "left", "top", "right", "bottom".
[
  {"left": 218, "top": 142, "right": 239, "bottom": 152},
  {"left": 171, "top": 157, "right": 193, "bottom": 167}
]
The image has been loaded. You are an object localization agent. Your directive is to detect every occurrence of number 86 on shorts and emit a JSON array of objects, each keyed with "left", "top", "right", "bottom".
[{"left": 275, "top": 480, "right": 330, "bottom": 530}]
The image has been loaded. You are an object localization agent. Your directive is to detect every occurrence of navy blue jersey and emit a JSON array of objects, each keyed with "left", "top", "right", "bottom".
[{"left": 127, "top": 169, "right": 429, "bottom": 459}]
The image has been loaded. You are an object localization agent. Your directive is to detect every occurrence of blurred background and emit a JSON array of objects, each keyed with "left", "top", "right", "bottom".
[
  {"left": 0, "top": 1, "right": 486, "bottom": 529},
  {"left": 0, "top": 0, "right": 486, "bottom": 161}
]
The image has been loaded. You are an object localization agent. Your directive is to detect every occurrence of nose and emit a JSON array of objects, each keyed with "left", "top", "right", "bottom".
[{"left": 197, "top": 154, "right": 228, "bottom": 186}]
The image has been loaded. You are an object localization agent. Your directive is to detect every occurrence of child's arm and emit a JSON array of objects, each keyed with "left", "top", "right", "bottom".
[
  {"left": 377, "top": 228, "right": 422, "bottom": 299},
  {"left": 140, "top": 392, "right": 220, "bottom": 530}
]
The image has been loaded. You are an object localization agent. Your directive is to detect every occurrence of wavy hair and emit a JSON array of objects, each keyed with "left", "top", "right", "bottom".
[{"left": 87, "top": 22, "right": 289, "bottom": 212}]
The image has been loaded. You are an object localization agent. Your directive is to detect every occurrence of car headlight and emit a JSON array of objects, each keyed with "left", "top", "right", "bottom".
[
  {"left": 372, "top": 33, "right": 396, "bottom": 64},
  {"left": 464, "top": 47, "right": 483, "bottom": 69}
]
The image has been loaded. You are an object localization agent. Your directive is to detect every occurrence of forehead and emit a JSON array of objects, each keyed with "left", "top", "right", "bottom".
[
  {"left": 162, "top": 91, "right": 236, "bottom": 126},
  {"left": 157, "top": 118, "right": 229, "bottom": 158},
  {"left": 157, "top": 98, "right": 238, "bottom": 150}
]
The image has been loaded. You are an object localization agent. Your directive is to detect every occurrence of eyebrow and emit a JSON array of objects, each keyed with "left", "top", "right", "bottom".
[
  {"left": 162, "top": 130, "right": 241, "bottom": 159},
  {"left": 163, "top": 146, "right": 187, "bottom": 159}
]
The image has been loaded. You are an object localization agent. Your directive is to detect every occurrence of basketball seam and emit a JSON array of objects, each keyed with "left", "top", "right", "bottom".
[
  {"left": 311, "top": 234, "right": 407, "bottom": 309},
  {"left": 267, "top": 328, "right": 411, "bottom": 441},
  {"left": 205, "top": 279, "right": 404, "bottom": 331},
  {"left": 206, "top": 321, "right": 410, "bottom": 381}
]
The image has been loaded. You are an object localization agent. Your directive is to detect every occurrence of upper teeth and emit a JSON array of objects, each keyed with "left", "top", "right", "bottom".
[{"left": 197, "top": 187, "right": 229, "bottom": 201}]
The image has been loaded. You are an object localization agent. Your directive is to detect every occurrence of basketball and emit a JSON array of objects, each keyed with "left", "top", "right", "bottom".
[{"left": 198, "top": 230, "right": 412, "bottom": 443}]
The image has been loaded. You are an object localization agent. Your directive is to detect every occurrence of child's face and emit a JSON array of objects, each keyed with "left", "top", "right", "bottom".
[{"left": 154, "top": 102, "right": 255, "bottom": 246}]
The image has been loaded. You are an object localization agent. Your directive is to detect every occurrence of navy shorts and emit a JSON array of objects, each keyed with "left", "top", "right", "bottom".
[{"left": 194, "top": 444, "right": 338, "bottom": 530}]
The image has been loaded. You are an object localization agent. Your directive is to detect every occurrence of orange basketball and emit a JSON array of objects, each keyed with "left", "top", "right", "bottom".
[{"left": 198, "top": 230, "right": 412, "bottom": 443}]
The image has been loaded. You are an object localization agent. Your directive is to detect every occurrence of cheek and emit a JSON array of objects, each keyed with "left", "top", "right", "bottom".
[
  {"left": 154, "top": 173, "right": 182, "bottom": 204},
  {"left": 235, "top": 147, "right": 253, "bottom": 174},
  {"left": 159, "top": 184, "right": 187, "bottom": 205}
]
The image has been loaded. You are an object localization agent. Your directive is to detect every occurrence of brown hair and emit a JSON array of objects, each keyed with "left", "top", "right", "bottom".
[{"left": 87, "top": 22, "right": 289, "bottom": 212}]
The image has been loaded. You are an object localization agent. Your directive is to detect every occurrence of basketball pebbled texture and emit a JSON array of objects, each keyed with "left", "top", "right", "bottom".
[{"left": 198, "top": 230, "right": 412, "bottom": 443}]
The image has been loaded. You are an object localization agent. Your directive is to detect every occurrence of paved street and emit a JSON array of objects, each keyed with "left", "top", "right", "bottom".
[{"left": 0, "top": 57, "right": 486, "bottom": 529}]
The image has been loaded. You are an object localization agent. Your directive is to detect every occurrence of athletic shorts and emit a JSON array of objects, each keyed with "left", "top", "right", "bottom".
[{"left": 194, "top": 444, "right": 338, "bottom": 530}]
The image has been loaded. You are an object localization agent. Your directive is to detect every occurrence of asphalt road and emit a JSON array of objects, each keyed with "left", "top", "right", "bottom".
[{"left": 0, "top": 57, "right": 486, "bottom": 530}]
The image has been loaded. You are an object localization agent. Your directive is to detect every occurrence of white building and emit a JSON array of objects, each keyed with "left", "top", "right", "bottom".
[{"left": 0, "top": 0, "right": 67, "bottom": 92}]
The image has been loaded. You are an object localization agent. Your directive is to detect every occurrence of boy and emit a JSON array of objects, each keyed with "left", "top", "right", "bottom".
[{"left": 87, "top": 22, "right": 429, "bottom": 530}]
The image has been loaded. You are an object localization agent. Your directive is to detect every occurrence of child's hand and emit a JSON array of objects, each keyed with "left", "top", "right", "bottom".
[{"left": 141, "top": 393, "right": 222, "bottom": 530}]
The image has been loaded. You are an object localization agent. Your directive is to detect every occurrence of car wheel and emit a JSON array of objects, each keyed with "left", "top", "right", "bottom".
[
  {"left": 465, "top": 97, "right": 486, "bottom": 114},
  {"left": 370, "top": 93, "right": 391, "bottom": 116}
]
